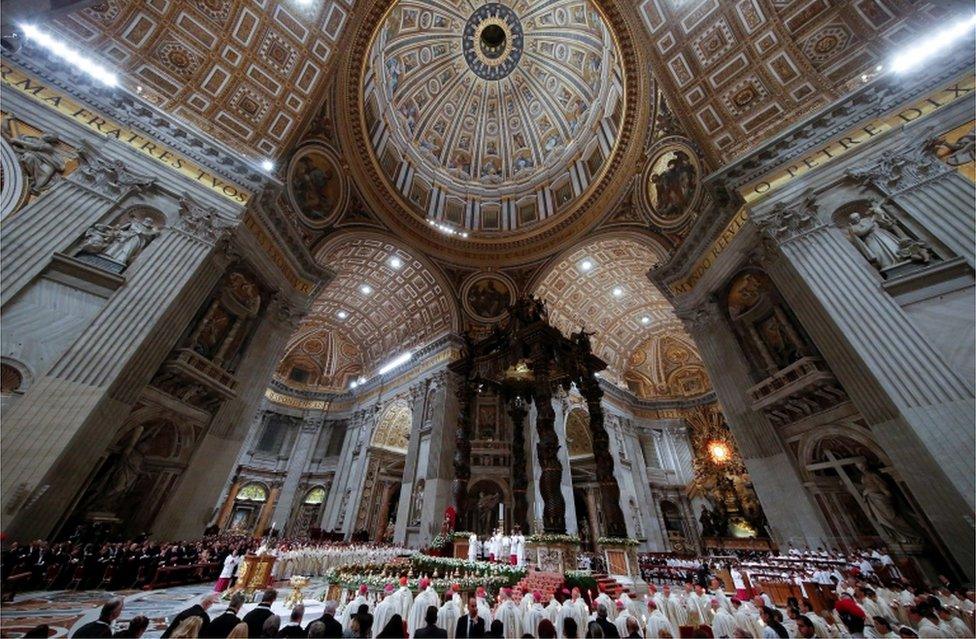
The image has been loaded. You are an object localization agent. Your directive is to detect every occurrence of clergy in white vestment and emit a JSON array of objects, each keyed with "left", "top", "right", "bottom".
[
  {"left": 595, "top": 591, "right": 616, "bottom": 621},
  {"left": 437, "top": 591, "right": 462, "bottom": 639},
  {"left": 544, "top": 593, "right": 562, "bottom": 625},
  {"left": 686, "top": 585, "right": 710, "bottom": 626},
  {"left": 392, "top": 577, "right": 413, "bottom": 622},
  {"left": 340, "top": 584, "right": 372, "bottom": 629},
  {"left": 523, "top": 591, "right": 546, "bottom": 637},
  {"left": 730, "top": 598, "right": 763, "bottom": 638},
  {"left": 710, "top": 578, "right": 733, "bottom": 612},
  {"left": 512, "top": 530, "right": 526, "bottom": 567},
  {"left": 708, "top": 598, "right": 737, "bottom": 638},
  {"left": 475, "top": 586, "right": 493, "bottom": 625},
  {"left": 501, "top": 532, "right": 512, "bottom": 565},
  {"left": 468, "top": 533, "right": 478, "bottom": 562},
  {"left": 557, "top": 588, "right": 589, "bottom": 639},
  {"left": 408, "top": 579, "right": 440, "bottom": 636},
  {"left": 667, "top": 587, "right": 688, "bottom": 627},
  {"left": 372, "top": 584, "right": 399, "bottom": 639},
  {"left": 488, "top": 530, "right": 502, "bottom": 562},
  {"left": 495, "top": 588, "right": 523, "bottom": 638},
  {"left": 619, "top": 592, "right": 643, "bottom": 623},
  {"left": 613, "top": 601, "right": 638, "bottom": 637},
  {"left": 520, "top": 589, "right": 536, "bottom": 616},
  {"left": 644, "top": 600, "right": 677, "bottom": 639}
]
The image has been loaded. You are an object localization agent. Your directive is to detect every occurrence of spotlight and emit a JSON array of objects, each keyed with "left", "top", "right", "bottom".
[
  {"left": 612, "top": 287, "right": 624, "bottom": 298},
  {"left": 19, "top": 23, "right": 119, "bottom": 86},
  {"left": 580, "top": 259, "right": 593, "bottom": 272},
  {"left": 261, "top": 159, "right": 275, "bottom": 172},
  {"left": 389, "top": 256, "right": 403, "bottom": 269},
  {"left": 360, "top": 284, "right": 373, "bottom": 295},
  {"left": 641, "top": 316, "right": 650, "bottom": 325},
  {"left": 889, "top": 14, "right": 976, "bottom": 74},
  {"left": 336, "top": 310, "right": 348, "bottom": 320}
]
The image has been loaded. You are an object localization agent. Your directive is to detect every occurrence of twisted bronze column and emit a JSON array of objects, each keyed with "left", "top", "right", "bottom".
[
  {"left": 451, "top": 378, "right": 476, "bottom": 525},
  {"left": 579, "top": 375, "right": 627, "bottom": 537},
  {"left": 533, "top": 376, "right": 567, "bottom": 533},
  {"left": 508, "top": 398, "right": 529, "bottom": 533}
]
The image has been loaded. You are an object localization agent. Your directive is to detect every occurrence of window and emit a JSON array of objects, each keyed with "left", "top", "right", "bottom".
[
  {"left": 256, "top": 415, "right": 291, "bottom": 455},
  {"left": 325, "top": 420, "right": 348, "bottom": 457}
]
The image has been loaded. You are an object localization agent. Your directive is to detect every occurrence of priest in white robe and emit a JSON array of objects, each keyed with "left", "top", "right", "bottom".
[
  {"left": 475, "top": 586, "right": 493, "bottom": 625},
  {"left": 666, "top": 586, "right": 688, "bottom": 627},
  {"left": 708, "top": 597, "right": 737, "bottom": 638},
  {"left": 523, "top": 591, "right": 546, "bottom": 637},
  {"left": 438, "top": 590, "right": 462, "bottom": 639},
  {"left": 340, "top": 584, "right": 372, "bottom": 630},
  {"left": 730, "top": 598, "right": 763, "bottom": 639},
  {"left": 557, "top": 588, "right": 589, "bottom": 638},
  {"left": 468, "top": 533, "right": 479, "bottom": 562},
  {"left": 392, "top": 577, "right": 413, "bottom": 622},
  {"left": 645, "top": 600, "right": 677, "bottom": 639},
  {"left": 372, "top": 584, "right": 399, "bottom": 639},
  {"left": 543, "top": 593, "right": 562, "bottom": 626},
  {"left": 408, "top": 578, "right": 440, "bottom": 636},
  {"left": 595, "top": 590, "right": 616, "bottom": 621},
  {"left": 612, "top": 600, "right": 638, "bottom": 638},
  {"left": 495, "top": 588, "right": 522, "bottom": 638},
  {"left": 512, "top": 529, "right": 526, "bottom": 567}
]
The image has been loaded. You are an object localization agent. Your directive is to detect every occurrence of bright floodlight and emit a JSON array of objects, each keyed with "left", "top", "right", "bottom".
[
  {"left": 261, "top": 159, "right": 275, "bottom": 172},
  {"left": 580, "top": 259, "right": 593, "bottom": 272},
  {"left": 20, "top": 24, "right": 119, "bottom": 87},
  {"left": 378, "top": 351, "right": 412, "bottom": 375},
  {"left": 360, "top": 284, "right": 373, "bottom": 295},
  {"left": 889, "top": 14, "right": 976, "bottom": 74},
  {"left": 641, "top": 316, "right": 651, "bottom": 325},
  {"left": 612, "top": 287, "right": 624, "bottom": 298},
  {"left": 389, "top": 256, "right": 403, "bottom": 269},
  {"left": 336, "top": 310, "right": 348, "bottom": 319}
]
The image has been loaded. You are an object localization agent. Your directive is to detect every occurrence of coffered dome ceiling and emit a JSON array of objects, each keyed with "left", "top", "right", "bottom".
[{"left": 343, "top": 0, "right": 641, "bottom": 263}]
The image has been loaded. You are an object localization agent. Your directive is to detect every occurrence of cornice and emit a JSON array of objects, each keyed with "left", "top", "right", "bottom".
[{"left": 3, "top": 38, "right": 275, "bottom": 195}]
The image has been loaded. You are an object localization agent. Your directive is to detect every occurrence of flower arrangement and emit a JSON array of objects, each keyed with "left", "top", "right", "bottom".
[
  {"left": 323, "top": 553, "right": 525, "bottom": 597},
  {"left": 564, "top": 570, "right": 598, "bottom": 594},
  {"left": 526, "top": 533, "right": 581, "bottom": 545},
  {"left": 429, "top": 533, "right": 453, "bottom": 550},
  {"left": 597, "top": 537, "right": 640, "bottom": 546},
  {"left": 452, "top": 531, "right": 474, "bottom": 539}
]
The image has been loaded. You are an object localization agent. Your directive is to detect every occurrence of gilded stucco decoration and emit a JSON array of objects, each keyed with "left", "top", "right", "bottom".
[
  {"left": 624, "top": 328, "right": 711, "bottom": 400},
  {"left": 532, "top": 235, "right": 676, "bottom": 380},
  {"left": 307, "top": 234, "right": 459, "bottom": 371},
  {"left": 275, "top": 327, "right": 364, "bottom": 393},
  {"left": 371, "top": 399, "right": 412, "bottom": 452},
  {"left": 361, "top": 0, "right": 625, "bottom": 234},
  {"left": 637, "top": 0, "right": 947, "bottom": 163},
  {"left": 53, "top": 0, "right": 352, "bottom": 157}
]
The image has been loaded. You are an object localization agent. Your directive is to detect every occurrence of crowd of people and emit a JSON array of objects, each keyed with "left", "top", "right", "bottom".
[
  {"left": 0, "top": 535, "right": 256, "bottom": 593},
  {"left": 40, "top": 544, "right": 972, "bottom": 639}
]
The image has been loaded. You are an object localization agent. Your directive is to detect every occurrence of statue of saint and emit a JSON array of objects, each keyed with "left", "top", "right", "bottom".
[
  {"left": 847, "top": 211, "right": 903, "bottom": 270},
  {"left": 8, "top": 132, "right": 65, "bottom": 193},
  {"left": 698, "top": 504, "right": 714, "bottom": 537},
  {"left": 77, "top": 216, "right": 161, "bottom": 266},
  {"left": 855, "top": 463, "right": 919, "bottom": 543}
]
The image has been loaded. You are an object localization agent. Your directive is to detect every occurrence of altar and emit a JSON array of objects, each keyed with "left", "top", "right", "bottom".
[{"left": 231, "top": 553, "right": 276, "bottom": 594}]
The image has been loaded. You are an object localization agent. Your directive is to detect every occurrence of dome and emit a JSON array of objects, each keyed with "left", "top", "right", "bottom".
[{"left": 361, "top": 0, "right": 625, "bottom": 234}]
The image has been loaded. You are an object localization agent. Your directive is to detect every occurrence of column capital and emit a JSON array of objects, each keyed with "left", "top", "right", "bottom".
[
  {"left": 675, "top": 297, "right": 722, "bottom": 334},
  {"left": 846, "top": 135, "right": 953, "bottom": 194},
  {"left": 752, "top": 191, "right": 825, "bottom": 245}
]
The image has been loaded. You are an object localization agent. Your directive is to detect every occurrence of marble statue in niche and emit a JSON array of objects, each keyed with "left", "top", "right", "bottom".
[
  {"left": 853, "top": 462, "right": 921, "bottom": 544},
  {"left": 845, "top": 200, "right": 931, "bottom": 273},
  {"left": 77, "top": 215, "right": 161, "bottom": 268}
]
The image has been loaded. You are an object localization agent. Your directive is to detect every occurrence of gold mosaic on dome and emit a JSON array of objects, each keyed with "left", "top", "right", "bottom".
[
  {"left": 361, "top": 0, "right": 626, "bottom": 232},
  {"left": 623, "top": 330, "right": 711, "bottom": 400},
  {"left": 639, "top": 139, "right": 702, "bottom": 229},
  {"left": 371, "top": 399, "right": 412, "bottom": 452}
]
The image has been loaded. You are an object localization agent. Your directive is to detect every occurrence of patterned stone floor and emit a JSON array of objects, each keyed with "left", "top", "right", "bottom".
[{"left": 0, "top": 579, "right": 332, "bottom": 638}]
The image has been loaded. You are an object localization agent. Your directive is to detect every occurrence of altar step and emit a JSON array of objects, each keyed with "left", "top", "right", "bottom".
[
  {"left": 515, "top": 571, "right": 565, "bottom": 601},
  {"left": 592, "top": 573, "right": 630, "bottom": 598}
]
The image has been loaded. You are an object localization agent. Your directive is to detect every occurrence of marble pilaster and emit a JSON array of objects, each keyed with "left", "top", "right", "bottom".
[
  {"left": 275, "top": 421, "right": 322, "bottom": 533},
  {"left": 753, "top": 203, "right": 975, "bottom": 575},
  {"left": 393, "top": 381, "right": 427, "bottom": 544},
  {"left": 1, "top": 208, "right": 233, "bottom": 540}
]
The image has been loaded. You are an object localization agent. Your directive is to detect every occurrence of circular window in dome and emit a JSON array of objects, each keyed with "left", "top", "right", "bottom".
[{"left": 462, "top": 4, "right": 523, "bottom": 80}]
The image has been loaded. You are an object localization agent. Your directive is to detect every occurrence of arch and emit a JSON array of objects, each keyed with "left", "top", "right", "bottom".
[
  {"left": 303, "top": 486, "right": 327, "bottom": 504},
  {"left": 371, "top": 398, "right": 412, "bottom": 453},
  {"left": 303, "top": 229, "right": 461, "bottom": 371},
  {"left": 0, "top": 356, "right": 32, "bottom": 394},
  {"left": 531, "top": 230, "right": 691, "bottom": 380},
  {"left": 236, "top": 482, "right": 269, "bottom": 502},
  {"left": 796, "top": 422, "right": 894, "bottom": 482}
]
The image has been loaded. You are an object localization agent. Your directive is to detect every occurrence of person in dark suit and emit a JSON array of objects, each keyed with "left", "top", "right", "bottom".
[
  {"left": 456, "top": 597, "right": 485, "bottom": 638},
  {"left": 414, "top": 606, "right": 447, "bottom": 638},
  {"left": 242, "top": 588, "right": 278, "bottom": 638},
  {"left": 277, "top": 604, "right": 305, "bottom": 638},
  {"left": 590, "top": 605, "right": 619, "bottom": 638},
  {"left": 162, "top": 593, "right": 219, "bottom": 638},
  {"left": 73, "top": 598, "right": 124, "bottom": 638},
  {"left": 202, "top": 592, "right": 245, "bottom": 639},
  {"left": 313, "top": 600, "right": 344, "bottom": 639}
]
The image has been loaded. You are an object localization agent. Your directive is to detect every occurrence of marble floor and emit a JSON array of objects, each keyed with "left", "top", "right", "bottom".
[{"left": 0, "top": 578, "right": 333, "bottom": 638}]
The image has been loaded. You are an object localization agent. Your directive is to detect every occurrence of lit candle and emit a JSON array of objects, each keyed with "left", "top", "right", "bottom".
[{"left": 499, "top": 503, "right": 504, "bottom": 524}]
